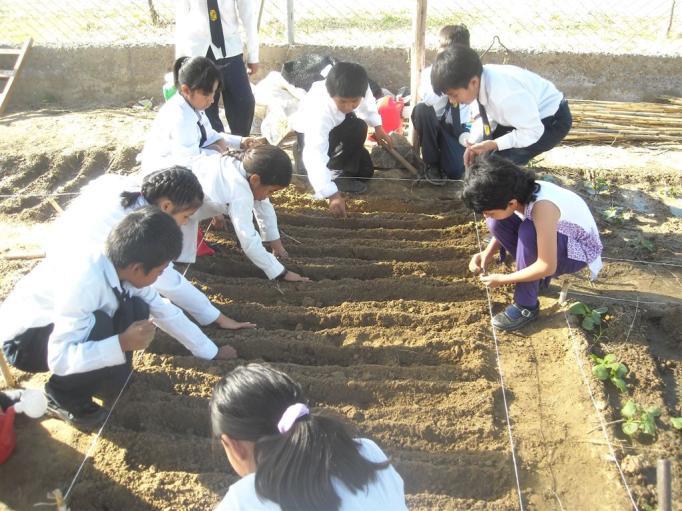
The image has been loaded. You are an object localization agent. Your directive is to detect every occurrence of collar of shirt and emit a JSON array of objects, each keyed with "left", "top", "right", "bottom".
[{"left": 101, "top": 254, "right": 124, "bottom": 295}]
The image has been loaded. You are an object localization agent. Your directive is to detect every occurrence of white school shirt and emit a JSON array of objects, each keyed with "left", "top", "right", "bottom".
[
  {"left": 216, "top": 438, "right": 408, "bottom": 511},
  {"left": 519, "top": 181, "right": 603, "bottom": 279},
  {"left": 140, "top": 92, "right": 242, "bottom": 174},
  {"left": 420, "top": 64, "right": 474, "bottom": 125},
  {"left": 45, "top": 174, "right": 221, "bottom": 326},
  {"left": 291, "top": 80, "right": 383, "bottom": 199},
  {"left": 190, "top": 154, "right": 285, "bottom": 279},
  {"left": 175, "top": 0, "right": 259, "bottom": 63},
  {"left": 0, "top": 252, "right": 219, "bottom": 376},
  {"left": 469, "top": 64, "right": 564, "bottom": 151}
]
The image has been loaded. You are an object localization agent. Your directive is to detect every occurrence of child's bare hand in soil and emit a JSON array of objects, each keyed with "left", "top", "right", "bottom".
[
  {"left": 328, "top": 193, "right": 347, "bottom": 218},
  {"left": 214, "top": 344, "right": 238, "bottom": 360},
  {"left": 269, "top": 239, "right": 289, "bottom": 259},
  {"left": 282, "top": 270, "right": 310, "bottom": 282},
  {"left": 469, "top": 251, "right": 494, "bottom": 275},
  {"left": 479, "top": 273, "right": 506, "bottom": 288},
  {"left": 119, "top": 319, "right": 156, "bottom": 351},
  {"left": 215, "top": 313, "right": 256, "bottom": 330}
]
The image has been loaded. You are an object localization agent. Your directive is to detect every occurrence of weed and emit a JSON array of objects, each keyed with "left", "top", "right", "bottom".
[
  {"left": 569, "top": 301, "right": 608, "bottom": 332},
  {"left": 625, "top": 235, "right": 655, "bottom": 253},
  {"left": 602, "top": 206, "right": 633, "bottom": 224},
  {"left": 590, "top": 353, "right": 628, "bottom": 392},
  {"left": 671, "top": 417, "right": 682, "bottom": 430},
  {"left": 621, "top": 400, "right": 660, "bottom": 437}
]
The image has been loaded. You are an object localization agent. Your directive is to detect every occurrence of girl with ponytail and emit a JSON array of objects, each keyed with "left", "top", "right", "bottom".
[
  {"left": 210, "top": 364, "right": 407, "bottom": 510},
  {"left": 46, "top": 167, "right": 255, "bottom": 361}
]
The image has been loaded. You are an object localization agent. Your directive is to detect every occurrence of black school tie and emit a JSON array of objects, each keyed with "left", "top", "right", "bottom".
[
  {"left": 197, "top": 119, "right": 207, "bottom": 147},
  {"left": 207, "top": 0, "right": 227, "bottom": 58},
  {"left": 477, "top": 102, "right": 493, "bottom": 140}
]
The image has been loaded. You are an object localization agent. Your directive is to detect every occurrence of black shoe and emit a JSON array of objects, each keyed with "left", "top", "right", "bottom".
[
  {"left": 46, "top": 395, "right": 108, "bottom": 431},
  {"left": 335, "top": 178, "right": 367, "bottom": 194},
  {"left": 423, "top": 165, "right": 447, "bottom": 186},
  {"left": 492, "top": 303, "right": 540, "bottom": 331}
]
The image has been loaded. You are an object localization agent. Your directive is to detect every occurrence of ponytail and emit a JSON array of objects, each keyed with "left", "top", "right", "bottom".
[
  {"left": 223, "top": 145, "right": 292, "bottom": 187},
  {"left": 120, "top": 166, "right": 203, "bottom": 212},
  {"left": 210, "top": 364, "right": 389, "bottom": 511},
  {"left": 173, "top": 56, "right": 221, "bottom": 94}
]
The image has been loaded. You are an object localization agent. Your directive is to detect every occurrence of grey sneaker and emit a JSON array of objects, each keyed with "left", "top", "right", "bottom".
[
  {"left": 423, "top": 165, "right": 447, "bottom": 186},
  {"left": 335, "top": 178, "right": 367, "bottom": 194}
]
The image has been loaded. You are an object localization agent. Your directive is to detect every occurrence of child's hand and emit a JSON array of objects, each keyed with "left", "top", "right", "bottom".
[
  {"left": 373, "top": 126, "right": 393, "bottom": 149},
  {"left": 269, "top": 239, "right": 289, "bottom": 259},
  {"left": 328, "top": 193, "right": 347, "bottom": 218},
  {"left": 479, "top": 273, "right": 506, "bottom": 288},
  {"left": 469, "top": 251, "right": 494, "bottom": 275},
  {"left": 211, "top": 215, "right": 227, "bottom": 230},
  {"left": 247, "top": 63, "right": 259, "bottom": 75},
  {"left": 282, "top": 270, "right": 310, "bottom": 282},
  {"left": 119, "top": 320, "right": 156, "bottom": 351},
  {"left": 214, "top": 344, "right": 238, "bottom": 360},
  {"left": 241, "top": 136, "right": 267, "bottom": 149},
  {"left": 215, "top": 313, "right": 256, "bottom": 330},
  {"left": 464, "top": 140, "right": 498, "bottom": 167}
]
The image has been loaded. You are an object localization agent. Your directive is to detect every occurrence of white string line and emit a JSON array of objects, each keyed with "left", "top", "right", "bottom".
[
  {"left": 62, "top": 223, "right": 211, "bottom": 504},
  {"left": 0, "top": 192, "right": 79, "bottom": 199},
  {"left": 562, "top": 310, "right": 640, "bottom": 511},
  {"left": 601, "top": 256, "right": 682, "bottom": 269},
  {"left": 472, "top": 211, "right": 525, "bottom": 511},
  {"left": 566, "top": 290, "right": 674, "bottom": 306}
]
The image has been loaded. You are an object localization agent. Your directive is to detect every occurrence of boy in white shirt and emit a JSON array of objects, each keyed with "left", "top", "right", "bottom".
[
  {"left": 412, "top": 24, "right": 476, "bottom": 185},
  {"left": 175, "top": 0, "right": 258, "bottom": 136},
  {"left": 0, "top": 208, "right": 230, "bottom": 430},
  {"left": 292, "top": 62, "right": 393, "bottom": 218},
  {"left": 431, "top": 45, "right": 572, "bottom": 167}
]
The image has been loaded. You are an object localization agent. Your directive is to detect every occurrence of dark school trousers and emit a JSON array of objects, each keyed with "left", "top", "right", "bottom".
[
  {"left": 295, "top": 115, "right": 374, "bottom": 180},
  {"left": 487, "top": 214, "right": 586, "bottom": 308},
  {"left": 205, "top": 49, "right": 255, "bottom": 136},
  {"left": 494, "top": 99, "right": 572, "bottom": 165},
  {"left": 411, "top": 103, "right": 466, "bottom": 179}
]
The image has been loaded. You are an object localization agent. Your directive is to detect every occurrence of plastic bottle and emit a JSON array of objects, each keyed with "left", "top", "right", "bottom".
[
  {"left": 13, "top": 389, "right": 47, "bottom": 419},
  {"left": 162, "top": 72, "right": 177, "bottom": 102}
]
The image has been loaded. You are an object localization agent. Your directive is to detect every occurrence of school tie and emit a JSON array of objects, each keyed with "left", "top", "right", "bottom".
[
  {"left": 477, "top": 102, "right": 493, "bottom": 140},
  {"left": 346, "top": 111, "right": 357, "bottom": 120},
  {"left": 207, "top": 0, "right": 227, "bottom": 58},
  {"left": 197, "top": 119, "right": 207, "bottom": 147}
]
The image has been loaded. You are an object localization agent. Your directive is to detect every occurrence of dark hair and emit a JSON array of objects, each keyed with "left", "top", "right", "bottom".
[
  {"left": 105, "top": 206, "right": 182, "bottom": 273},
  {"left": 461, "top": 154, "right": 538, "bottom": 213},
  {"left": 210, "top": 364, "right": 390, "bottom": 511},
  {"left": 438, "top": 24, "right": 470, "bottom": 50},
  {"left": 431, "top": 45, "right": 482, "bottom": 94},
  {"left": 225, "top": 145, "right": 292, "bottom": 187},
  {"left": 173, "top": 56, "right": 221, "bottom": 94},
  {"left": 120, "top": 166, "right": 204, "bottom": 212},
  {"left": 325, "top": 62, "right": 369, "bottom": 98}
]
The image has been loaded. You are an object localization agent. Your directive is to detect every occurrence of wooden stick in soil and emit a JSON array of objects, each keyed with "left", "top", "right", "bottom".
[
  {"left": 409, "top": 0, "right": 427, "bottom": 148},
  {"left": 0, "top": 350, "right": 16, "bottom": 387},
  {"left": 657, "top": 459, "right": 672, "bottom": 511},
  {"left": 377, "top": 139, "right": 420, "bottom": 176},
  {"left": 0, "top": 251, "right": 45, "bottom": 260}
]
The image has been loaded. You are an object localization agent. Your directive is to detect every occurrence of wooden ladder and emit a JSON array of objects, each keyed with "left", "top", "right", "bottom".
[{"left": 0, "top": 38, "right": 33, "bottom": 116}]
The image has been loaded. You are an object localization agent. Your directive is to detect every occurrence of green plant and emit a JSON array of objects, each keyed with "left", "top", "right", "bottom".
[
  {"left": 625, "top": 235, "right": 655, "bottom": 253},
  {"left": 584, "top": 176, "right": 610, "bottom": 196},
  {"left": 671, "top": 417, "right": 682, "bottom": 430},
  {"left": 590, "top": 353, "right": 628, "bottom": 392},
  {"left": 621, "top": 400, "right": 660, "bottom": 437},
  {"left": 569, "top": 302, "right": 608, "bottom": 332},
  {"left": 602, "top": 206, "right": 633, "bottom": 224}
]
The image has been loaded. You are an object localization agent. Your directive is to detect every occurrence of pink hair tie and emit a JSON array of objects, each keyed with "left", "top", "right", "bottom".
[{"left": 277, "top": 403, "right": 309, "bottom": 434}]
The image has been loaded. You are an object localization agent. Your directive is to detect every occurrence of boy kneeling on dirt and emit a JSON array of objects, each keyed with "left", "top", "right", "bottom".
[
  {"left": 292, "top": 62, "right": 393, "bottom": 218},
  {"left": 0, "top": 207, "right": 222, "bottom": 430}
]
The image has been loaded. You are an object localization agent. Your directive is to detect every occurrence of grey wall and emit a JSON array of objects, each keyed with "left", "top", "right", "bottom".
[{"left": 7, "top": 43, "right": 682, "bottom": 111}]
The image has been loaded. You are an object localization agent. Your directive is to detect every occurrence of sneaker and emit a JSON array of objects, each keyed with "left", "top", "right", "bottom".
[
  {"left": 46, "top": 395, "right": 108, "bottom": 431},
  {"left": 423, "top": 165, "right": 447, "bottom": 186},
  {"left": 492, "top": 303, "right": 540, "bottom": 331},
  {"left": 335, "top": 178, "right": 367, "bottom": 194}
]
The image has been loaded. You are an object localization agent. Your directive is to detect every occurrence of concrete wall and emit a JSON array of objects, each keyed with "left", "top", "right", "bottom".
[{"left": 7, "top": 43, "right": 682, "bottom": 111}]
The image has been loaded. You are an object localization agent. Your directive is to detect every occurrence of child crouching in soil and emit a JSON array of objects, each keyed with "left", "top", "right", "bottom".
[{"left": 462, "top": 154, "right": 603, "bottom": 331}]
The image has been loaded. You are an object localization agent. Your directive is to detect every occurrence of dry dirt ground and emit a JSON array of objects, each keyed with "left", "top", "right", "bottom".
[{"left": 0, "top": 107, "right": 680, "bottom": 511}]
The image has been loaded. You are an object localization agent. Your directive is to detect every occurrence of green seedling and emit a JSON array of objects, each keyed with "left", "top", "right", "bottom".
[
  {"left": 584, "top": 177, "right": 610, "bottom": 196},
  {"left": 625, "top": 235, "right": 655, "bottom": 253},
  {"left": 671, "top": 417, "right": 682, "bottom": 430},
  {"left": 602, "top": 206, "right": 633, "bottom": 224},
  {"left": 621, "top": 400, "right": 660, "bottom": 437},
  {"left": 569, "top": 301, "right": 608, "bottom": 332},
  {"left": 590, "top": 353, "right": 628, "bottom": 392},
  {"left": 658, "top": 186, "right": 681, "bottom": 199}
]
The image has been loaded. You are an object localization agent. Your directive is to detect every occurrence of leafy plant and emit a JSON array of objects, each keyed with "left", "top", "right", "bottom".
[
  {"left": 671, "top": 417, "right": 682, "bottom": 430},
  {"left": 584, "top": 176, "right": 610, "bottom": 196},
  {"left": 569, "top": 302, "right": 608, "bottom": 332},
  {"left": 625, "top": 235, "right": 655, "bottom": 253},
  {"left": 602, "top": 206, "right": 633, "bottom": 224},
  {"left": 621, "top": 400, "right": 660, "bottom": 437},
  {"left": 590, "top": 353, "right": 628, "bottom": 392}
]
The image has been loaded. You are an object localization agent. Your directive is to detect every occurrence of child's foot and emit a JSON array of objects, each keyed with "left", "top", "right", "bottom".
[
  {"left": 492, "top": 303, "right": 540, "bottom": 331},
  {"left": 46, "top": 395, "right": 108, "bottom": 431},
  {"left": 423, "top": 165, "right": 447, "bottom": 186},
  {"left": 335, "top": 179, "right": 367, "bottom": 194}
]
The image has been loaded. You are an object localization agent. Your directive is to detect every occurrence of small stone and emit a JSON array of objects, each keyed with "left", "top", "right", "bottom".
[
  {"left": 621, "top": 455, "right": 644, "bottom": 475},
  {"left": 595, "top": 400, "right": 608, "bottom": 411}
]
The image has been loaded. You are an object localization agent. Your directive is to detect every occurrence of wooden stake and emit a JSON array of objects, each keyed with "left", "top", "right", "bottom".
[
  {"left": 0, "top": 351, "right": 15, "bottom": 387},
  {"left": 0, "top": 251, "right": 45, "bottom": 260},
  {"left": 378, "top": 139, "right": 420, "bottom": 175},
  {"left": 409, "top": 0, "right": 427, "bottom": 149},
  {"left": 657, "top": 459, "right": 672, "bottom": 511},
  {"left": 559, "top": 281, "right": 570, "bottom": 304},
  {"left": 47, "top": 197, "right": 64, "bottom": 214}
]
